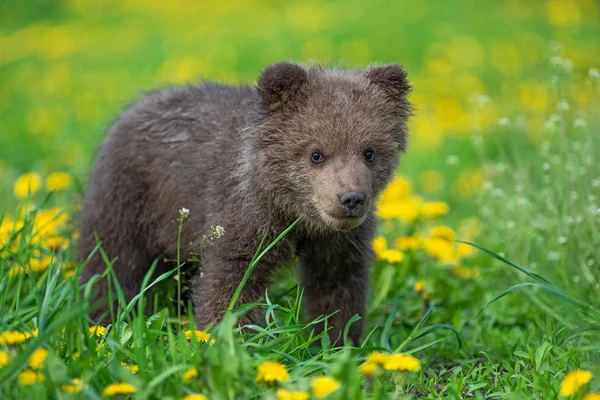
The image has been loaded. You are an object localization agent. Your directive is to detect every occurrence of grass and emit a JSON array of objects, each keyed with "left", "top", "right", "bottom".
[{"left": 1, "top": 0, "right": 600, "bottom": 398}]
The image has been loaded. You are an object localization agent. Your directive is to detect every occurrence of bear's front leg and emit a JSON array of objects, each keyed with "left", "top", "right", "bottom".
[{"left": 299, "top": 221, "right": 375, "bottom": 345}]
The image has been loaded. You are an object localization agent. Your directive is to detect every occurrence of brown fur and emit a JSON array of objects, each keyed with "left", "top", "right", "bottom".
[{"left": 78, "top": 62, "right": 412, "bottom": 344}]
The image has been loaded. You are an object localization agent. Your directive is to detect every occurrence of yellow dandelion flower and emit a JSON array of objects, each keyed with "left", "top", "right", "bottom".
[
  {"left": 378, "top": 249, "right": 404, "bottom": 264},
  {"left": 395, "top": 236, "right": 421, "bottom": 251},
  {"left": 456, "top": 243, "right": 475, "bottom": 258},
  {"left": 360, "top": 362, "right": 378, "bottom": 377},
  {"left": 451, "top": 265, "right": 480, "bottom": 280},
  {"left": 45, "top": 172, "right": 72, "bottom": 192},
  {"left": 430, "top": 226, "right": 455, "bottom": 242},
  {"left": 181, "top": 394, "right": 208, "bottom": 400},
  {"left": 311, "top": 376, "right": 341, "bottom": 398},
  {"left": 29, "top": 257, "right": 52, "bottom": 272},
  {"left": 29, "top": 348, "right": 48, "bottom": 369},
  {"left": 183, "top": 367, "right": 198, "bottom": 383},
  {"left": 422, "top": 238, "right": 458, "bottom": 264},
  {"left": 371, "top": 236, "right": 387, "bottom": 255},
  {"left": 8, "top": 265, "right": 28, "bottom": 277},
  {"left": 184, "top": 329, "right": 213, "bottom": 344},
  {"left": 419, "top": 170, "right": 444, "bottom": 193},
  {"left": 18, "top": 369, "right": 45, "bottom": 385},
  {"left": 584, "top": 394, "right": 600, "bottom": 400},
  {"left": 102, "top": 382, "right": 137, "bottom": 396},
  {"left": 14, "top": 172, "right": 42, "bottom": 199},
  {"left": 414, "top": 280, "right": 426, "bottom": 293},
  {"left": 420, "top": 201, "right": 450, "bottom": 218},
  {"left": 0, "top": 350, "right": 10, "bottom": 368},
  {"left": 378, "top": 176, "right": 412, "bottom": 203},
  {"left": 89, "top": 325, "right": 106, "bottom": 337},
  {"left": 366, "top": 351, "right": 390, "bottom": 366},
  {"left": 120, "top": 362, "right": 139, "bottom": 374},
  {"left": 560, "top": 369, "right": 593, "bottom": 397},
  {"left": 276, "top": 388, "right": 310, "bottom": 400},
  {"left": 256, "top": 361, "right": 290, "bottom": 385},
  {"left": 0, "top": 331, "right": 32, "bottom": 345},
  {"left": 383, "top": 353, "right": 421, "bottom": 372},
  {"left": 43, "top": 236, "right": 69, "bottom": 251},
  {"left": 377, "top": 195, "right": 423, "bottom": 223},
  {"left": 61, "top": 378, "right": 84, "bottom": 393}
]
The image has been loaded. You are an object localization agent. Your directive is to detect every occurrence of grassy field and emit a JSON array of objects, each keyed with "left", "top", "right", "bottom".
[{"left": 1, "top": 0, "right": 600, "bottom": 398}]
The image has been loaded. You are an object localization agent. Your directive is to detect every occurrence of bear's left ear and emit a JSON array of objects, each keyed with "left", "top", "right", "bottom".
[
  {"left": 364, "top": 64, "right": 411, "bottom": 104},
  {"left": 257, "top": 62, "right": 308, "bottom": 112}
]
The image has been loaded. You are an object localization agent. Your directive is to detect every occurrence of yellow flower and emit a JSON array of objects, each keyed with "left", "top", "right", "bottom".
[
  {"left": 422, "top": 238, "right": 458, "bottom": 264},
  {"left": 451, "top": 265, "right": 481, "bottom": 280},
  {"left": 89, "top": 325, "right": 106, "bottom": 336},
  {"left": 121, "top": 362, "right": 139, "bottom": 374},
  {"left": 183, "top": 367, "right": 198, "bottom": 383},
  {"left": 29, "top": 348, "right": 48, "bottom": 369},
  {"left": 29, "top": 257, "right": 52, "bottom": 272},
  {"left": 276, "top": 388, "right": 310, "bottom": 400},
  {"left": 61, "top": 378, "right": 84, "bottom": 393},
  {"left": 181, "top": 395, "right": 208, "bottom": 400},
  {"left": 378, "top": 176, "right": 412, "bottom": 203},
  {"left": 419, "top": 170, "right": 444, "bottom": 193},
  {"left": 584, "top": 394, "right": 600, "bottom": 400},
  {"left": 184, "top": 329, "right": 214, "bottom": 344},
  {"left": 372, "top": 236, "right": 387, "bottom": 255},
  {"left": 256, "top": 361, "right": 290, "bottom": 385},
  {"left": 420, "top": 201, "right": 450, "bottom": 218},
  {"left": 456, "top": 243, "right": 475, "bottom": 258},
  {"left": 383, "top": 353, "right": 421, "bottom": 372},
  {"left": 0, "top": 330, "right": 32, "bottom": 345},
  {"left": 0, "top": 350, "right": 10, "bottom": 368},
  {"left": 18, "top": 369, "right": 45, "bottom": 385},
  {"left": 430, "top": 226, "right": 456, "bottom": 242},
  {"left": 378, "top": 249, "right": 404, "bottom": 264},
  {"left": 103, "top": 382, "right": 137, "bottom": 396},
  {"left": 414, "top": 280, "right": 426, "bottom": 293},
  {"left": 43, "top": 236, "right": 69, "bottom": 251},
  {"left": 377, "top": 195, "right": 423, "bottom": 223},
  {"left": 458, "top": 217, "right": 482, "bottom": 239},
  {"left": 360, "top": 362, "right": 378, "bottom": 377},
  {"left": 14, "top": 172, "right": 42, "bottom": 199},
  {"left": 366, "top": 351, "right": 390, "bottom": 366},
  {"left": 395, "top": 236, "right": 421, "bottom": 251},
  {"left": 311, "top": 376, "right": 341, "bottom": 398},
  {"left": 45, "top": 172, "right": 72, "bottom": 192},
  {"left": 560, "top": 369, "right": 593, "bottom": 397}
]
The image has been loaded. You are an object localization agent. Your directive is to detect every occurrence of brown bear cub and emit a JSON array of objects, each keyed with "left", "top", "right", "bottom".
[{"left": 78, "top": 62, "right": 412, "bottom": 344}]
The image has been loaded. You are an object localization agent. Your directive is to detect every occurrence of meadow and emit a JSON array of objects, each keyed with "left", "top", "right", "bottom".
[{"left": 1, "top": 0, "right": 599, "bottom": 398}]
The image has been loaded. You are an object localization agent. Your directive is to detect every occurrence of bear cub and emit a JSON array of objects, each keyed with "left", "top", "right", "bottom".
[{"left": 78, "top": 62, "right": 412, "bottom": 344}]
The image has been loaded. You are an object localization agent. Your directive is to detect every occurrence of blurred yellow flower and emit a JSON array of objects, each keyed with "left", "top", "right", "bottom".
[
  {"left": 560, "top": 369, "right": 592, "bottom": 397},
  {"left": 103, "top": 382, "right": 137, "bottom": 396},
  {"left": 584, "top": 394, "right": 600, "bottom": 400},
  {"left": 366, "top": 351, "right": 390, "bottom": 366},
  {"left": 383, "top": 353, "right": 421, "bottom": 372},
  {"left": 430, "top": 226, "right": 456, "bottom": 242},
  {"left": 311, "top": 376, "right": 341, "bottom": 398},
  {"left": 379, "top": 176, "right": 412, "bottom": 203},
  {"left": 181, "top": 395, "right": 208, "bottom": 400},
  {"left": 377, "top": 195, "right": 423, "bottom": 223},
  {"left": 29, "top": 257, "right": 52, "bottom": 272},
  {"left": 18, "top": 369, "right": 45, "bottom": 385},
  {"left": 183, "top": 367, "right": 198, "bottom": 383},
  {"left": 419, "top": 170, "right": 444, "bottom": 193},
  {"left": 360, "top": 362, "right": 378, "bottom": 377},
  {"left": 89, "top": 325, "right": 106, "bottom": 337},
  {"left": 451, "top": 265, "right": 481, "bottom": 280},
  {"left": 14, "top": 172, "right": 42, "bottom": 199},
  {"left": 0, "top": 350, "right": 9, "bottom": 368},
  {"left": 276, "top": 388, "right": 310, "bottom": 400},
  {"left": 28, "top": 348, "right": 48, "bottom": 369},
  {"left": 458, "top": 217, "right": 482, "bottom": 239},
  {"left": 421, "top": 201, "right": 450, "bottom": 218},
  {"left": 378, "top": 249, "right": 405, "bottom": 264},
  {"left": 0, "top": 330, "right": 32, "bottom": 345},
  {"left": 61, "top": 378, "right": 83, "bottom": 393},
  {"left": 395, "top": 235, "right": 421, "bottom": 251},
  {"left": 423, "top": 238, "right": 458, "bottom": 264},
  {"left": 546, "top": 0, "right": 580, "bottom": 26},
  {"left": 256, "top": 361, "right": 290, "bottom": 385},
  {"left": 456, "top": 243, "right": 475, "bottom": 258},
  {"left": 414, "top": 280, "right": 426, "bottom": 293},
  {"left": 371, "top": 236, "right": 387, "bottom": 255},
  {"left": 184, "top": 329, "right": 214, "bottom": 344},
  {"left": 45, "top": 172, "right": 72, "bottom": 192},
  {"left": 121, "top": 362, "right": 139, "bottom": 374}
]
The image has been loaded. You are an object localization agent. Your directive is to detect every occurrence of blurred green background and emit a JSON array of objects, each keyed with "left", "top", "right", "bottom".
[{"left": 0, "top": 0, "right": 598, "bottom": 207}]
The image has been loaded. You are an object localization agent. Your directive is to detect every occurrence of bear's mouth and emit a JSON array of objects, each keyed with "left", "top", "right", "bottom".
[{"left": 321, "top": 211, "right": 365, "bottom": 231}]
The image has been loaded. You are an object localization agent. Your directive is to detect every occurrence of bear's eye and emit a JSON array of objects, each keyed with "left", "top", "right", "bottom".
[
  {"left": 364, "top": 150, "right": 376, "bottom": 163},
  {"left": 311, "top": 151, "right": 325, "bottom": 164}
]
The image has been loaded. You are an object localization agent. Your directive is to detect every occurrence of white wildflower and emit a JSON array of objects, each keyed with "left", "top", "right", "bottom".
[{"left": 179, "top": 207, "right": 190, "bottom": 218}]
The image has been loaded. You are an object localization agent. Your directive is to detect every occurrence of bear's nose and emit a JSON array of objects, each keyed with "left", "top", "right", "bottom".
[{"left": 339, "top": 191, "right": 365, "bottom": 215}]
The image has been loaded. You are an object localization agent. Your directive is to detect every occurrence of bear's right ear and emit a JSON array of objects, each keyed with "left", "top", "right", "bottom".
[{"left": 257, "top": 62, "right": 308, "bottom": 112}]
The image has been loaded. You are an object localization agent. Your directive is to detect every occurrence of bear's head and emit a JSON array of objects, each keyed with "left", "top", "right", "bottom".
[{"left": 253, "top": 62, "right": 412, "bottom": 233}]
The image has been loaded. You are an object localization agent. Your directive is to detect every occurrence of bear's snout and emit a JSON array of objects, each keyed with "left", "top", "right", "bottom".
[{"left": 339, "top": 191, "right": 365, "bottom": 216}]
